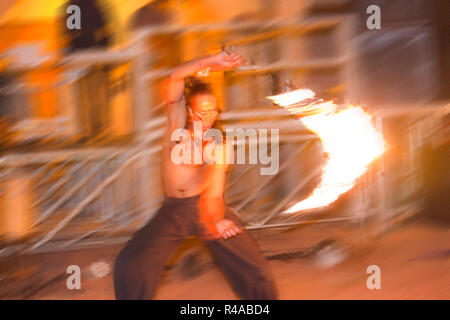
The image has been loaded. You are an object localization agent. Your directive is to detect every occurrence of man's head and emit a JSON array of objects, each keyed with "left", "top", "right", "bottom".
[{"left": 185, "top": 77, "right": 218, "bottom": 131}]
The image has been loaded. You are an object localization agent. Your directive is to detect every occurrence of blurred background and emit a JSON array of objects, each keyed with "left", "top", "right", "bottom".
[{"left": 0, "top": 0, "right": 448, "bottom": 299}]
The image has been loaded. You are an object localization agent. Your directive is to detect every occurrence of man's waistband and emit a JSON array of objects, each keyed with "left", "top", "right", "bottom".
[{"left": 163, "top": 194, "right": 201, "bottom": 204}]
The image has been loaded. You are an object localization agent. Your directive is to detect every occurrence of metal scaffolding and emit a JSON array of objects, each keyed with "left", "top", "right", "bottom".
[{"left": 0, "top": 13, "right": 448, "bottom": 256}]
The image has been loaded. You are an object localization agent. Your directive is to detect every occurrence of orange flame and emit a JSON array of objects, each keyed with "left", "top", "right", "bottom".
[{"left": 267, "top": 89, "right": 386, "bottom": 213}]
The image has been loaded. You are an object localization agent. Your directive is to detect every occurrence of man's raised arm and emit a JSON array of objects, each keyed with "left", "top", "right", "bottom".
[{"left": 164, "top": 51, "right": 245, "bottom": 131}]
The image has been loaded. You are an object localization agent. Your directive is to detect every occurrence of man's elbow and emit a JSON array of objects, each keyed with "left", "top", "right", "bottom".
[
  {"left": 167, "top": 70, "right": 184, "bottom": 83},
  {"left": 164, "top": 75, "right": 182, "bottom": 103}
]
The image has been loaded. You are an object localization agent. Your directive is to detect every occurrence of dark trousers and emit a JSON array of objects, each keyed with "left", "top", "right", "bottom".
[{"left": 114, "top": 196, "right": 278, "bottom": 300}]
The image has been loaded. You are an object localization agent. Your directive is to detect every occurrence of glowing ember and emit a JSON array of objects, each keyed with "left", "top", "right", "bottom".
[{"left": 267, "top": 90, "right": 386, "bottom": 213}]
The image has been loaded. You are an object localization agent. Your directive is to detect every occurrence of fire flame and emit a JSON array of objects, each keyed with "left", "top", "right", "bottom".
[{"left": 267, "top": 89, "right": 386, "bottom": 213}]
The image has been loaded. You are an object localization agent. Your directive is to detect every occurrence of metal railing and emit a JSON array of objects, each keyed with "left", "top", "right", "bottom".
[{"left": 0, "top": 13, "right": 446, "bottom": 255}]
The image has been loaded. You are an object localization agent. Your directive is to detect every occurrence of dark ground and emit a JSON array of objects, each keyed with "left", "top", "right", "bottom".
[{"left": 0, "top": 216, "right": 448, "bottom": 300}]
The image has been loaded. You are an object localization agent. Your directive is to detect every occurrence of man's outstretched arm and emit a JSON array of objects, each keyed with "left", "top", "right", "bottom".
[{"left": 200, "top": 142, "right": 242, "bottom": 240}]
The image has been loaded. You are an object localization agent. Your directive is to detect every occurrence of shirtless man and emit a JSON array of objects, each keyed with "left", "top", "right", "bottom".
[{"left": 114, "top": 50, "right": 278, "bottom": 300}]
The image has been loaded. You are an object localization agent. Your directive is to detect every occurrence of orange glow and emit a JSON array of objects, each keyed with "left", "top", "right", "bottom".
[{"left": 267, "top": 89, "right": 386, "bottom": 213}]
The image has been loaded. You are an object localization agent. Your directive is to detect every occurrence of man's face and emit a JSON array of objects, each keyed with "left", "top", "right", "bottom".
[{"left": 189, "top": 94, "right": 218, "bottom": 131}]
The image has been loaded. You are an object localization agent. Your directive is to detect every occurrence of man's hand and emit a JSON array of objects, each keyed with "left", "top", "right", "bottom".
[
  {"left": 208, "top": 50, "right": 246, "bottom": 70},
  {"left": 216, "top": 219, "right": 242, "bottom": 240},
  {"left": 165, "top": 49, "right": 245, "bottom": 104}
]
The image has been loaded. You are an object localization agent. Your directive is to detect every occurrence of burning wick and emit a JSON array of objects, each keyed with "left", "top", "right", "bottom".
[{"left": 267, "top": 89, "right": 386, "bottom": 213}]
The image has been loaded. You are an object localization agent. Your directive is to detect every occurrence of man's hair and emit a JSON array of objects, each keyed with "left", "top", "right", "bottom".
[
  {"left": 184, "top": 77, "right": 213, "bottom": 104},
  {"left": 183, "top": 77, "right": 220, "bottom": 131}
]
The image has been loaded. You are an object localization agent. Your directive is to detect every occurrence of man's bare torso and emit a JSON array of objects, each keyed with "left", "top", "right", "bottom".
[{"left": 161, "top": 141, "right": 210, "bottom": 198}]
